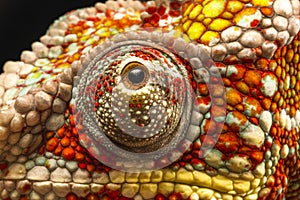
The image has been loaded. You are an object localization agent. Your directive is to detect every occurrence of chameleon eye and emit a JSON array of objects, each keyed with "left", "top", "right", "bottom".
[
  {"left": 122, "top": 62, "right": 149, "bottom": 90},
  {"left": 71, "top": 31, "right": 225, "bottom": 172}
]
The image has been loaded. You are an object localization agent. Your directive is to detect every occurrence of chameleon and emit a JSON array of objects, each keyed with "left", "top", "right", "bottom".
[{"left": 0, "top": 0, "right": 299, "bottom": 199}]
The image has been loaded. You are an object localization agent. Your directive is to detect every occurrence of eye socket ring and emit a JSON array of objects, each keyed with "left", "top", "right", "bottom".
[
  {"left": 72, "top": 30, "right": 226, "bottom": 172},
  {"left": 73, "top": 38, "right": 195, "bottom": 172},
  {"left": 121, "top": 62, "right": 149, "bottom": 90}
]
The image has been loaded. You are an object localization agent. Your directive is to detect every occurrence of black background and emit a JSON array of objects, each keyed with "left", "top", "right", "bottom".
[{"left": 0, "top": 0, "right": 102, "bottom": 72}]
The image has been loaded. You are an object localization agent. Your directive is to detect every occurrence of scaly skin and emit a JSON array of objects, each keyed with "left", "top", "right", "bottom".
[{"left": 0, "top": 0, "right": 299, "bottom": 199}]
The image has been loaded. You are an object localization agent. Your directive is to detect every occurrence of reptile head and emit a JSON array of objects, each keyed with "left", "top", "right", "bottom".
[{"left": 0, "top": 0, "right": 299, "bottom": 199}]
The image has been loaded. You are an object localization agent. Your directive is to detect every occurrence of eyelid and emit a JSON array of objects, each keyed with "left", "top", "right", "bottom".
[{"left": 121, "top": 62, "right": 144, "bottom": 74}]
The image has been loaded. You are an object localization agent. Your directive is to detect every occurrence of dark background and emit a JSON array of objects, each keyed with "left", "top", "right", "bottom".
[{"left": 0, "top": 0, "right": 101, "bottom": 72}]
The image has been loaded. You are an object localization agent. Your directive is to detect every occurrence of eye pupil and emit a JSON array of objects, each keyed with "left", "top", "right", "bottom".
[{"left": 128, "top": 67, "right": 145, "bottom": 84}]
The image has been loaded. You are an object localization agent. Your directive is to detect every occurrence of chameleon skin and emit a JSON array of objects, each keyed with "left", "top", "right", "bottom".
[{"left": 0, "top": 0, "right": 299, "bottom": 200}]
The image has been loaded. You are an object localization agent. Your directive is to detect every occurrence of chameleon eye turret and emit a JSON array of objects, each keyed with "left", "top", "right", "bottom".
[{"left": 71, "top": 34, "right": 219, "bottom": 171}]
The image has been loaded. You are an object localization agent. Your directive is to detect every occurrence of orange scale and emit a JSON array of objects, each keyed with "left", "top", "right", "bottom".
[
  {"left": 275, "top": 65, "right": 283, "bottom": 78},
  {"left": 250, "top": 150, "right": 264, "bottom": 164},
  {"left": 46, "top": 137, "right": 59, "bottom": 152},
  {"left": 168, "top": 193, "right": 184, "bottom": 200},
  {"left": 75, "top": 144, "right": 83, "bottom": 152},
  {"left": 155, "top": 194, "right": 166, "bottom": 200},
  {"left": 270, "top": 102, "right": 278, "bottom": 113},
  {"left": 86, "top": 164, "right": 95, "bottom": 173},
  {"left": 226, "top": 88, "right": 243, "bottom": 106},
  {"left": 235, "top": 104, "right": 244, "bottom": 112},
  {"left": 71, "top": 127, "right": 79, "bottom": 137},
  {"left": 285, "top": 49, "right": 295, "bottom": 63},
  {"left": 261, "top": 98, "right": 272, "bottom": 110},
  {"left": 197, "top": 83, "right": 209, "bottom": 96},
  {"left": 66, "top": 193, "right": 78, "bottom": 200},
  {"left": 276, "top": 127, "right": 283, "bottom": 138},
  {"left": 78, "top": 162, "right": 87, "bottom": 169},
  {"left": 70, "top": 140, "right": 78, "bottom": 148},
  {"left": 46, "top": 131, "right": 55, "bottom": 139},
  {"left": 256, "top": 58, "right": 270, "bottom": 71},
  {"left": 235, "top": 81, "right": 250, "bottom": 95},
  {"left": 75, "top": 152, "right": 85, "bottom": 162},
  {"left": 60, "top": 136, "right": 71, "bottom": 147},
  {"left": 86, "top": 194, "right": 99, "bottom": 200},
  {"left": 54, "top": 145, "right": 63, "bottom": 156},
  {"left": 65, "top": 131, "right": 72, "bottom": 138},
  {"left": 249, "top": 117, "right": 259, "bottom": 125},
  {"left": 244, "top": 70, "right": 261, "bottom": 88},
  {"left": 192, "top": 140, "right": 201, "bottom": 150},
  {"left": 69, "top": 115, "right": 76, "bottom": 126},
  {"left": 281, "top": 46, "right": 288, "bottom": 57},
  {"left": 62, "top": 147, "right": 75, "bottom": 160},
  {"left": 222, "top": 78, "right": 231, "bottom": 86},
  {"left": 56, "top": 127, "right": 66, "bottom": 138},
  {"left": 215, "top": 132, "right": 240, "bottom": 154}
]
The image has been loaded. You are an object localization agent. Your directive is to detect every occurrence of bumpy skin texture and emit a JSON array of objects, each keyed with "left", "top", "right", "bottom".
[{"left": 0, "top": 0, "right": 299, "bottom": 199}]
